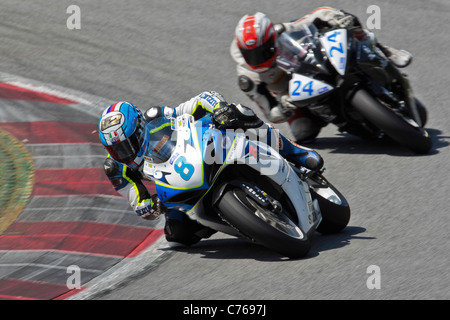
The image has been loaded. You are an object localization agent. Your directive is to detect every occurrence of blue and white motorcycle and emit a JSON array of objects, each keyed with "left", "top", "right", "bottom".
[
  {"left": 142, "top": 114, "right": 350, "bottom": 258},
  {"left": 276, "top": 23, "right": 431, "bottom": 154}
]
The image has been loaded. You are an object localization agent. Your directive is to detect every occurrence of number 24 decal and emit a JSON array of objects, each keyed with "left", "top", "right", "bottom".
[
  {"left": 292, "top": 80, "right": 314, "bottom": 96},
  {"left": 327, "top": 31, "right": 344, "bottom": 57}
]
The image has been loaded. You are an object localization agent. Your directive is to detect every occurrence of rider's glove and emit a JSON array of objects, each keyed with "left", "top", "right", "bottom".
[
  {"left": 212, "top": 102, "right": 240, "bottom": 129},
  {"left": 136, "top": 194, "right": 167, "bottom": 220},
  {"left": 328, "top": 11, "right": 362, "bottom": 29},
  {"left": 279, "top": 95, "right": 297, "bottom": 117},
  {"left": 329, "top": 15, "right": 354, "bottom": 28},
  {"left": 212, "top": 102, "right": 263, "bottom": 129}
]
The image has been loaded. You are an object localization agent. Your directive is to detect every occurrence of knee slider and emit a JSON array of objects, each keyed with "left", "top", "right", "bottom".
[
  {"left": 164, "top": 217, "right": 201, "bottom": 246},
  {"left": 238, "top": 75, "right": 254, "bottom": 93}
]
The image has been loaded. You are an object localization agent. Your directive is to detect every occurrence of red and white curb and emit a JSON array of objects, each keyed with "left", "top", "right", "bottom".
[{"left": 0, "top": 72, "right": 166, "bottom": 300}]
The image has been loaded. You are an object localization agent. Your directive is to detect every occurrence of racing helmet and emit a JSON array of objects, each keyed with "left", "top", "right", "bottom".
[
  {"left": 98, "top": 101, "right": 149, "bottom": 167},
  {"left": 235, "top": 12, "right": 277, "bottom": 72},
  {"left": 99, "top": 103, "right": 176, "bottom": 168}
]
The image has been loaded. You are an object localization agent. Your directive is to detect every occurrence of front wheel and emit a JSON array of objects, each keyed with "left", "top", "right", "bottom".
[
  {"left": 216, "top": 187, "right": 311, "bottom": 258},
  {"left": 305, "top": 172, "right": 351, "bottom": 234},
  {"left": 350, "top": 89, "right": 432, "bottom": 154},
  {"left": 415, "top": 97, "right": 427, "bottom": 128}
]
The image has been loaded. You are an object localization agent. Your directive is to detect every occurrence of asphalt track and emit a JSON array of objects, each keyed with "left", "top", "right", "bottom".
[{"left": 0, "top": 0, "right": 449, "bottom": 301}]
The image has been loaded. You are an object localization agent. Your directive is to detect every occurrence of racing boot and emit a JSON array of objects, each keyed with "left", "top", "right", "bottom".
[
  {"left": 377, "top": 44, "right": 413, "bottom": 68},
  {"left": 358, "top": 30, "right": 413, "bottom": 68},
  {"left": 263, "top": 124, "right": 323, "bottom": 171},
  {"left": 278, "top": 133, "right": 324, "bottom": 171}
]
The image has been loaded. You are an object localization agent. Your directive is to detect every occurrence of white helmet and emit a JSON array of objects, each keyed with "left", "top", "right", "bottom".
[{"left": 235, "top": 12, "right": 277, "bottom": 72}]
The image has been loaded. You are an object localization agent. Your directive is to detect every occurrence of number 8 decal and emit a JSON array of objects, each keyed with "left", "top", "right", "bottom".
[{"left": 174, "top": 156, "right": 194, "bottom": 181}]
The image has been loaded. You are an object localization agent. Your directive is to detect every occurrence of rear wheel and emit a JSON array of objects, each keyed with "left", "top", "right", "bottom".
[
  {"left": 415, "top": 97, "right": 427, "bottom": 127},
  {"left": 216, "top": 187, "right": 311, "bottom": 259},
  {"left": 350, "top": 89, "right": 432, "bottom": 154}
]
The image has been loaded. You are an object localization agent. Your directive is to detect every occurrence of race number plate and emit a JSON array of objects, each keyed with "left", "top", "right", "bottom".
[
  {"left": 289, "top": 74, "right": 334, "bottom": 102},
  {"left": 320, "top": 29, "right": 348, "bottom": 76}
]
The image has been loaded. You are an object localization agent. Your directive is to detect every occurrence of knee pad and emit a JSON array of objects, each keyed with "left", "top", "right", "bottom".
[
  {"left": 164, "top": 212, "right": 202, "bottom": 246},
  {"left": 289, "top": 116, "right": 323, "bottom": 142}
]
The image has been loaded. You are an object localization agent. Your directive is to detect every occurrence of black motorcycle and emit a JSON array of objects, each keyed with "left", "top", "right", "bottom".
[{"left": 276, "top": 23, "right": 431, "bottom": 154}]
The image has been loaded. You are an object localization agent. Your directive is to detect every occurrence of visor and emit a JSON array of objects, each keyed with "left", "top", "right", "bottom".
[
  {"left": 240, "top": 36, "right": 276, "bottom": 68},
  {"left": 106, "top": 121, "right": 144, "bottom": 164},
  {"left": 147, "top": 125, "right": 176, "bottom": 164}
]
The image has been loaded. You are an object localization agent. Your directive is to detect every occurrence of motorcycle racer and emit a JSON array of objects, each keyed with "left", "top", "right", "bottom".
[
  {"left": 98, "top": 91, "right": 324, "bottom": 246},
  {"left": 231, "top": 7, "right": 413, "bottom": 142}
]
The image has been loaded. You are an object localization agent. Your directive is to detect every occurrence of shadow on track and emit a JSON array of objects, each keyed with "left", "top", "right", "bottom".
[
  {"left": 162, "top": 226, "right": 371, "bottom": 261},
  {"left": 308, "top": 226, "right": 375, "bottom": 256},
  {"left": 303, "top": 128, "right": 448, "bottom": 157}
]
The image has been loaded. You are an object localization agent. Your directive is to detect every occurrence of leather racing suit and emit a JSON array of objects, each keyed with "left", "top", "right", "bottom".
[
  {"left": 103, "top": 91, "right": 323, "bottom": 246},
  {"left": 230, "top": 7, "right": 412, "bottom": 142}
]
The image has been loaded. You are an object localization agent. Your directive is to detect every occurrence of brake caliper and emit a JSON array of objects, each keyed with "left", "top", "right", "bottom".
[{"left": 241, "top": 183, "right": 281, "bottom": 213}]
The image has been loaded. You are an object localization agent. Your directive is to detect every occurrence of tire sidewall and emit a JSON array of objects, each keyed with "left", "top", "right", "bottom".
[{"left": 217, "top": 188, "right": 311, "bottom": 258}]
